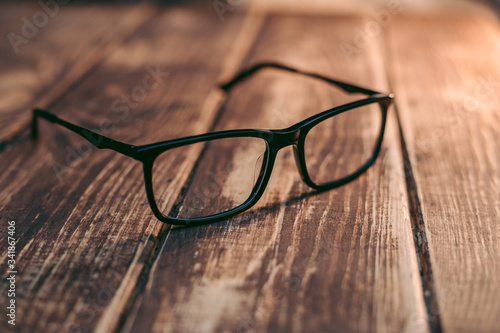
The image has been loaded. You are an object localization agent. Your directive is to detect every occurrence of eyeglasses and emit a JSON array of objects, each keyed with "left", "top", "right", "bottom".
[{"left": 32, "top": 62, "right": 394, "bottom": 226}]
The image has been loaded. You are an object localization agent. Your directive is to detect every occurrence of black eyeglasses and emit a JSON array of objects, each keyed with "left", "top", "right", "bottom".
[{"left": 32, "top": 62, "right": 394, "bottom": 226}]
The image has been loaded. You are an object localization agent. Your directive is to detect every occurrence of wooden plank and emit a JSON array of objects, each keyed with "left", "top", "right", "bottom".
[
  {"left": 0, "top": 7, "right": 256, "bottom": 333},
  {"left": 386, "top": 14, "right": 500, "bottom": 333},
  {"left": 0, "top": 2, "right": 155, "bottom": 146},
  {"left": 122, "top": 14, "right": 428, "bottom": 333}
]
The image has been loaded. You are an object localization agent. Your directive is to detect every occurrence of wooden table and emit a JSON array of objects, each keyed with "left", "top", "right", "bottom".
[{"left": 1, "top": 1, "right": 499, "bottom": 332}]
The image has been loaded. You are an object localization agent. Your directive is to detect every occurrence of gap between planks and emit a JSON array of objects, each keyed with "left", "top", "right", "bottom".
[
  {"left": 379, "top": 24, "right": 443, "bottom": 333},
  {"left": 395, "top": 105, "right": 443, "bottom": 333}
]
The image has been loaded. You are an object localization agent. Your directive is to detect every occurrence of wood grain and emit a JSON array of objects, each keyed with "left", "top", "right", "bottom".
[
  {"left": 0, "top": 7, "right": 253, "bottom": 333},
  {"left": 387, "top": 14, "right": 500, "bottom": 333},
  {"left": 0, "top": 2, "right": 155, "bottom": 146},
  {"left": 122, "top": 15, "right": 428, "bottom": 333},
  {"left": 2, "top": 2, "right": 498, "bottom": 332}
]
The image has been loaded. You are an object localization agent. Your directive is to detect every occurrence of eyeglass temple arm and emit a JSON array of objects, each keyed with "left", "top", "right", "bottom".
[
  {"left": 220, "top": 62, "right": 381, "bottom": 96},
  {"left": 31, "top": 109, "right": 137, "bottom": 158}
]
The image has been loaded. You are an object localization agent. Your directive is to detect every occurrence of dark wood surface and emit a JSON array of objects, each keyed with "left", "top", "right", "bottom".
[{"left": 0, "top": 2, "right": 498, "bottom": 333}]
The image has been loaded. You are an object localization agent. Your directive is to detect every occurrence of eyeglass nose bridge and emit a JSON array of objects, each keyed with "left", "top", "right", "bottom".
[
  {"left": 267, "top": 128, "right": 312, "bottom": 186},
  {"left": 270, "top": 128, "right": 301, "bottom": 150}
]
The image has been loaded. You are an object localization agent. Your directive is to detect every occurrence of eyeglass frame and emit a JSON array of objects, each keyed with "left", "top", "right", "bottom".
[{"left": 32, "top": 62, "right": 394, "bottom": 226}]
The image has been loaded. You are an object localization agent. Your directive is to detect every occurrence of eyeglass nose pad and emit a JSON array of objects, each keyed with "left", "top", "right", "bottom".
[{"left": 292, "top": 144, "right": 308, "bottom": 183}]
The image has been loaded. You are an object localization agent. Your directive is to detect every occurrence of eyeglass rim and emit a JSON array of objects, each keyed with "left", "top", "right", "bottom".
[{"left": 143, "top": 95, "right": 392, "bottom": 226}]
